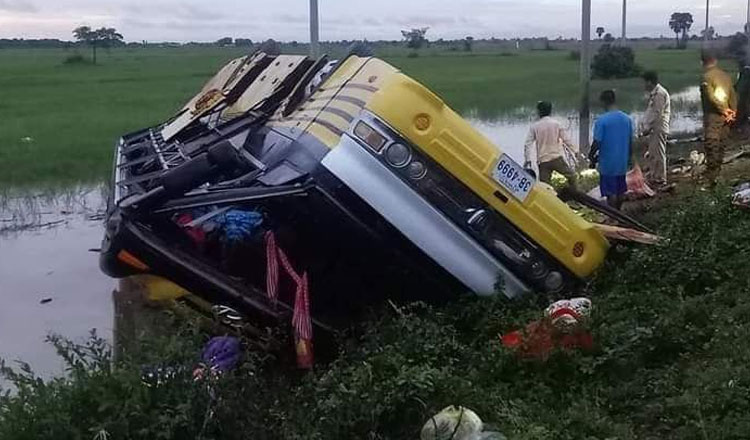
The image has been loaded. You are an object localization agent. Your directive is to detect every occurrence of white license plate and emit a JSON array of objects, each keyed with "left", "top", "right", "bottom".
[{"left": 491, "top": 154, "right": 535, "bottom": 202}]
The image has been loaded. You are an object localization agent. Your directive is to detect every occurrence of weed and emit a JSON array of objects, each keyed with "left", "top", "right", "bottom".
[
  {"left": 62, "top": 53, "right": 88, "bottom": 65},
  {"left": 2, "top": 188, "right": 750, "bottom": 439}
]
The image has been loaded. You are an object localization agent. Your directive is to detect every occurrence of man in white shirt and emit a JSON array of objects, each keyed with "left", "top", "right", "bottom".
[
  {"left": 524, "top": 101, "right": 579, "bottom": 189},
  {"left": 639, "top": 71, "right": 671, "bottom": 186}
]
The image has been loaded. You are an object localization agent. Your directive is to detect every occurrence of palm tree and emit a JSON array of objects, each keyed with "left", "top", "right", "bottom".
[{"left": 669, "top": 12, "right": 694, "bottom": 48}]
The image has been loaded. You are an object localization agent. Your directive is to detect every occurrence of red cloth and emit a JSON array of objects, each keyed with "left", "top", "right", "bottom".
[
  {"left": 175, "top": 213, "right": 207, "bottom": 244},
  {"left": 501, "top": 308, "right": 593, "bottom": 360},
  {"left": 265, "top": 231, "right": 314, "bottom": 369}
]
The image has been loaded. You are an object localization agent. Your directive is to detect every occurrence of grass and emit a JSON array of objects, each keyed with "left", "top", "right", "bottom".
[
  {"left": 390, "top": 49, "right": 708, "bottom": 119},
  {"left": 0, "top": 46, "right": 713, "bottom": 187},
  {"left": 0, "top": 48, "right": 243, "bottom": 187},
  {"left": 3, "top": 180, "right": 750, "bottom": 439}
]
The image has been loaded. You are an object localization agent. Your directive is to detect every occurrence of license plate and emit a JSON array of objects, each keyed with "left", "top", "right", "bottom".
[{"left": 491, "top": 154, "right": 534, "bottom": 202}]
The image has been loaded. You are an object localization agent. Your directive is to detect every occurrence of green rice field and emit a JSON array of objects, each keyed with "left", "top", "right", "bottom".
[{"left": 0, "top": 46, "right": 708, "bottom": 186}]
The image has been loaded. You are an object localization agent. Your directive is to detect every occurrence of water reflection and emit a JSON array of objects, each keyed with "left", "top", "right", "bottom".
[
  {"left": 0, "top": 185, "right": 113, "bottom": 380},
  {"left": 468, "top": 86, "right": 702, "bottom": 164}
]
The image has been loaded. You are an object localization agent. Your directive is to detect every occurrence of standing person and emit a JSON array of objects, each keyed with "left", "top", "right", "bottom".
[
  {"left": 639, "top": 71, "right": 671, "bottom": 187},
  {"left": 735, "top": 64, "right": 750, "bottom": 132},
  {"left": 700, "top": 50, "right": 738, "bottom": 186},
  {"left": 588, "top": 90, "right": 634, "bottom": 210},
  {"left": 523, "top": 101, "right": 579, "bottom": 189}
]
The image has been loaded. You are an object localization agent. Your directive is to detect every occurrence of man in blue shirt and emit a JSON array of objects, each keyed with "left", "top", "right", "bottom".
[{"left": 589, "top": 90, "right": 633, "bottom": 210}]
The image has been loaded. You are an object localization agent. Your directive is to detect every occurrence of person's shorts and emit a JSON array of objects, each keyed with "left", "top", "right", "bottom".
[{"left": 600, "top": 174, "right": 627, "bottom": 197}]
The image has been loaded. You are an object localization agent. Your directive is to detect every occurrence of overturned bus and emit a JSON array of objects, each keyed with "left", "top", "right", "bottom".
[{"left": 100, "top": 48, "right": 610, "bottom": 337}]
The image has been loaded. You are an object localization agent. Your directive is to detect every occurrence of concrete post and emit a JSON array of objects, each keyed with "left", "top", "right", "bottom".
[
  {"left": 580, "top": 0, "right": 592, "bottom": 153},
  {"left": 704, "top": 0, "right": 710, "bottom": 42},
  {"left": 310, "top": 0, "right": 320, "bottom": 58},
  {"left": 621, "top": 0, "right": 627, "bottom": 44}
]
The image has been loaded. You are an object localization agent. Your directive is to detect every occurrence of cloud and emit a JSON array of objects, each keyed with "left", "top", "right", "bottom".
[
  {"left": 273, "top": 14, "right": 307, "bottom": 24},
  {"left": 0, "top": 0, "right": 36, "bottom": 13},
  {"left": 0, "top": 0, "right": 747, "bottom": 42}
]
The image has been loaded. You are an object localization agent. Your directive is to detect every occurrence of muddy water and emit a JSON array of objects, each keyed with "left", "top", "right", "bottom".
[
  {"left": 469, "top": 86, "right": 702, "bottom": 164},
  {"left": 0, "top": 186, "right": 113, "bottom": 379}
]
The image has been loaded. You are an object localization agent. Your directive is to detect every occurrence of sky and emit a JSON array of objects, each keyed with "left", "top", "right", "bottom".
[{"left": 0, "top": 0, "right": 747, "bottom": 43}]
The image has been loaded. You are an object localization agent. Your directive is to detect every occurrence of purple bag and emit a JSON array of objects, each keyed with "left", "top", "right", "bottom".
[{"left": 201, "top": 336, "right": 241, "bottom": 373}]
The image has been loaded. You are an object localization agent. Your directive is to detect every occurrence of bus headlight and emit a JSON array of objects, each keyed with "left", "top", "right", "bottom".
[{"left": 384, "top": 143, "right": 411, "bottom": 168}]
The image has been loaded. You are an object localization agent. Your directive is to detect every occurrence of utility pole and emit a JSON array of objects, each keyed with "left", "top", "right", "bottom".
[
  {"left": 704, "top": 0, "right": 710, "bottom": 42},
  {"left": 621, "top": 0, "right": 627, "bottom": 44},
  {"left": 309, "top": 0, "right": 320, "bottom": 58},
  {"left": 580, "top": 0, "right": 592, "bottom": 153}
]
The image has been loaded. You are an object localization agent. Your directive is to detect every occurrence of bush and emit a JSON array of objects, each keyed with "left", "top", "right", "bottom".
[
  {"left": 591, "top": 44, "right": 642, "bottom": 79},
  {"left": 62, "top": 53, "right": 88, "bottom": 65},
  {"left": 657, "top": 44, "right": 687, "bottom": 51},
  {"left": 725, "top": 32, "right": 749, "bottom": 63},
  {"left": 4, "top": 189, "right": 750, "bottom": 439},
  {"left": 407, "top": 52, "right": 419, "bottom": 58}
]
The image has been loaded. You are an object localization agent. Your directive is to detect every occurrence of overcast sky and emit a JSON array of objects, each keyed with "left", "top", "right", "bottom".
[{"left": 0, "top": 0, "right": 747, "bottom": 42}]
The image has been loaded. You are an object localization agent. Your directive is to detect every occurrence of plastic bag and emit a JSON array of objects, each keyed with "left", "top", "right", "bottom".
[
  {"left": 562, "top": 144, "right": 579, "bottom": 170},
  {"left": 732, "top": 183, "right": 750, "bottom": 209},
  {"left": 545, "top": 298, "right": 592, "bottom": 331},
  {"left": 626, "top": 165, "right": 655, "bottom": 198},
  {"left": 420, "top": 406, "right": 483, "bottom": 440}
]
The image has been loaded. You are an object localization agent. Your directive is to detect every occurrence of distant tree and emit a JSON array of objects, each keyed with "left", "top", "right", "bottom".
[
  {"left": 603, "top": 33, "right": 615, "bottom": 43},
  {"left": 463, "top": 36, "right": 474, "bottom": 52},
  {"left": 216, "top": 37, "right": 233, "bottom": 46},
  {"left": 73, "top": 26, "right": 95, "bottom": 63},
  {"left": 669, "top": 12, "right": 693, "bottom": 48},
  {"left": 96, "top": 27, "right": 124, "bottom": 51},
  {"left": 700, "top": 26, "right": 716, "bottom": 40},
  {"left": 401, "top": 27, "right": 429, "bottom": 50},
  {"left": 726, "top": 32, "right": 749, "bottom": 63},
  {"left": 73, "top": 26, "right": 122, "bottom": 64},
  {"left": 235, "top": 38, "right": 253, "bottom": 47},
  {"left": 258, "top": 39, "right": 281, "bottom": 55},
  {"left": 592, "top": 44, "right": 642, "bottom": 79},
  {"left": 596, "top": 27, "right": 605, "bottom": 39}
]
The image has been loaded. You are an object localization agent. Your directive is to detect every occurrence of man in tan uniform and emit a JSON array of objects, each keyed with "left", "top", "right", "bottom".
[
  {"left": 700, "top": 51, "right": 738, "bottom": 185},
  {"left": 639, "top": 71, "right": 671, "bottom": 186}
]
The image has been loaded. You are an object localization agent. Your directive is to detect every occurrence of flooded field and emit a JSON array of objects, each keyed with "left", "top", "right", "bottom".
[
  {"left": 471, "top": 86, "right": 702, "bottom": 163},
  {"left": 0, "top": 186, "right": 113, "bottom": 378}
]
